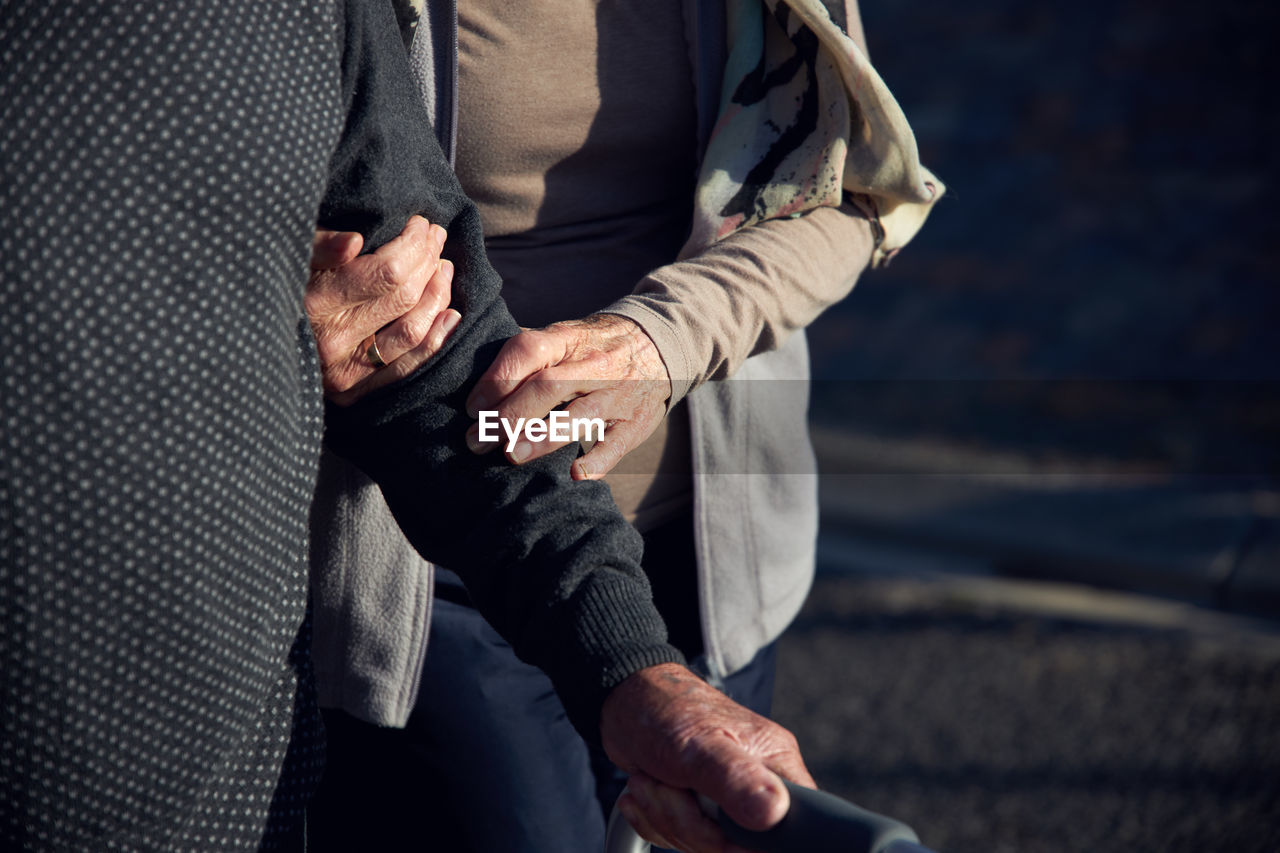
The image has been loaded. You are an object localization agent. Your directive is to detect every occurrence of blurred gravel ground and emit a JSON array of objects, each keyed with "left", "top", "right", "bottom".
[
  {"left": 773, "top": 575, "right": 1280, "bottom": 853},
  {"left": 774, "top": 5, "right": 1280, "bottom": 851}
]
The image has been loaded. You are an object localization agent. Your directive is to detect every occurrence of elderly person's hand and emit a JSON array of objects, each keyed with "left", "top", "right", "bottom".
[
  {"left": 311, "top": 236, "right": 670, "bottom": 476},
  {"left": 602, "top": 663, "right": 816, "bottom": 853},
  {"left": 306, "top": 215, "right": 461, "bottom": 406},
  {"left": 462, "top": 314, "right": 671, "bottom": 480}
]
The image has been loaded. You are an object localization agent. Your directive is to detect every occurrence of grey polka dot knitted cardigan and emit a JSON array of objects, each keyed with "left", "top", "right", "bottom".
[{"left": 0, "top": 1, "right": 679, "bottom": 848}]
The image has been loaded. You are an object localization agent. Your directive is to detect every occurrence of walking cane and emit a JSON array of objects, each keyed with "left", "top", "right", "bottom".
[{"left": 605, "top": 780, "right": 937, "bottom": 853}]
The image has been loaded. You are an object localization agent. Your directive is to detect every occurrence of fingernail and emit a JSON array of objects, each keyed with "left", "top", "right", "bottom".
[
  {"left": 743, "top": 784, "right": 781, "bottom": 826},
  {"left": 510, "top": 441, "right": 531, "bottom": 463},
  {"left": 431, "top": 225, "right": 447, "bottom": 251},
  {"left": 441, "top": 310, "right": 461, "bottom": 335},
  {"left": 465, "top": 424, "right": 484, "bottom": 454},
  {"left": 439, "top": 259, "right": 454, "bottom": 281},
  {"left": 466, "top": 422, "right": 498, "bottom": 454},
  {"left": 467, "top": 393, "right": 492, "bottom": 420}
]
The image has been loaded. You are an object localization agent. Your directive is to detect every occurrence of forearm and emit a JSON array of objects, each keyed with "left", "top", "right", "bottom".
[
  {"left": 601, "top": 0, "right": 879, "bottom": 403},
  {"left": 605, "top": 200, "right": 874, "bottom": 403}
]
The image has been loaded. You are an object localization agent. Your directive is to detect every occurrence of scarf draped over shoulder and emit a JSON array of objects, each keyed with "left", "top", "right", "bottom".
[{"left": 688, "top": 0, "right": 943, "bottom": 267}]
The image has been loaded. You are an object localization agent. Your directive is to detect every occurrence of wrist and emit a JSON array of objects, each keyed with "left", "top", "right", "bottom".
[
  {"left": 600, "top": 663, "right": 702, "bottom": 754},
  {"left": 588, "top": 311, "right": 674, "bottom": 402}
]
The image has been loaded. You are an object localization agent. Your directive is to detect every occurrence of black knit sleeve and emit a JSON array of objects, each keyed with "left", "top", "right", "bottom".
[{"left": 317, "top": 0, "right": 684, "bottom": 738}]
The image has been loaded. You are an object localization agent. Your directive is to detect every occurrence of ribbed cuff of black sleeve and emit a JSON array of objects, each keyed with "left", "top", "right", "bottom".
[{"left": 541, "top": 572, "right": 687, "bottom": 745}]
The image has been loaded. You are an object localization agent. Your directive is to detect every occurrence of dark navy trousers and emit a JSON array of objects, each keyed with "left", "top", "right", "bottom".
[{"left": 309, "top": 514, "right": 778, "bottom": 853}]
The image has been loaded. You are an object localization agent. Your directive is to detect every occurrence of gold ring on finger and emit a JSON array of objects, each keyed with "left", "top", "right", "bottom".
[{"left": 363, "top": 334, "right": 387, "bottom": 368}]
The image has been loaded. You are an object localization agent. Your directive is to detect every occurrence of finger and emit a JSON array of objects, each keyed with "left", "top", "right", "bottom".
[
  {"left": 624, "top": 773, "right": 726, "bottom": 853},
  {"left": 423, "top": 307, "right": 463, "bottom": 359},
  {"left": 503, "top": 389, "right": 608, "bottom": 465},
  {"left": 571, "top": 413, "right": 647, "bottom": 480},
  {"left": 768, "top": 746, "right": 815, "bottom": 791},
  {"left": 617, "top": 802, "right": 677, "bottom": 851},
  {"left": 466, "top": 328, "right": 571, "bottom": 417},
  {"left": 465, "top": 379, "right": 593, "bottom": 457},
  {"left": 686, "top": 739, "right": 793, "bottom": 833},
  {"left": 494, "top": 365, "right": 605, "bottom": 428},
  {"left": 336, "top": 223, "right": 443, "bottom": 348},
  {"left": 368, "top": 259, "right": 455, "bottom": 364},
  {"left": 464, "top": 420, "right": 501, "bottom": 455},
  {"left": 310, "top": 218, "right": 438, "bottom": 365},
  {"left": 372, "top": 216, "right": 444, "bottom": 282},
  {"left": 329, "top": 309, "right": 462, "bottom": 407},
  {"left": 318, "top": 284, "right": 452, "bottom": 398},
  {"left": 347, "top": 216, "right": 439, "bottom": 303},
  {"left": 506, "top": 430, "right": 572, "bottom": 465},
  {"left": 369, "top": 308, "right": 462, "bottom": 388},
  {"left": 749, "top": 719, "right": 815, "bottom": 792},
  {"left": 331, "top": 215, "right": 435, "bottom": 311},
  {"left": 383, "top": 218, "right": 445, "bottom": 276},
  {"left": 311, "top": 229, "right": 363, "bottom": 270},
  {"left": 488, "top": 374, "right": 592, "bottom": 462},
  {"left": 615, "top": 784, "right": 681, "bottom": 852}
]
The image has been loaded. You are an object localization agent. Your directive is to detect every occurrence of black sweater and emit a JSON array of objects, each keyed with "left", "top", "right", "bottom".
[
  {"left": 0, "top": 0, "right": 678, "bottom": 848},
  {"left": 319, "top": 0, "right": 684, "bottom": 736}
]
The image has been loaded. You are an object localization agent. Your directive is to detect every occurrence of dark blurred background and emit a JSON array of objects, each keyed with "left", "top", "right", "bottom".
[{"left": 782, "top": 0, "right": 1280, "bottom": 850}]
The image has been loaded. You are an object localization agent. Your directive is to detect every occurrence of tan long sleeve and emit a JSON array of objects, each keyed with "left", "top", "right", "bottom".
[{"left": 605, "top": 200, "right": 875, "bottom": 404}]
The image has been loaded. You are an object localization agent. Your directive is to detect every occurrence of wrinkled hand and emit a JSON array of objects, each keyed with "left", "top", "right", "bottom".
[
  {"left": 601, "top": 663, "right": 816, "bottom": 853},
  {"left": 462, "top": 314, "right": 670, "bottom": 479},
  {"left": 306, "top": 215, "right": 461, "bottom": 406}
]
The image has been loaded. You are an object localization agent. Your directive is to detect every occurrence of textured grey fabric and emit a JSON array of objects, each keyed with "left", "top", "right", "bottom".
[
  {"left": 309, "top": 450, "right": 433, "bottom": 727},
  {"left": 0, "top": 2, "right": 340, "bottom": 848}
]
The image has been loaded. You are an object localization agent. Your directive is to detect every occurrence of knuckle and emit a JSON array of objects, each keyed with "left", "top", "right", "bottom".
[
  {"left": 490, "top": 358, "right": 527, "bottom": 385},
  {"left": 492, "top": 400, "right": 522, "bottom": 424},
  {"left": 315, "top": 331, "right": 354, "bottom": 370},
  {"left": 394, "top": 269, "right": 425, "bottom": 303},
  {"left": 568, "top": 398, "right": 601, "bottom": 423},
  {"left": 323, "top": 365, "right": 357, "bottom": 395},
  {"left": 426, "top": 313, "right": 452, "bottom": 347},
  {"left": 427, "top": 261, "right": 453, "bottom": 293},
  {"left": 779, "top": 727, "right": 801, "bottom": 752},
  {"left": 417, "top": 285, "right": 447, "bottom": 317},
  {"left": 529, "top": 330, "right": 562, "bottom": 360},
  {"left": 510, "top": 332, "right": 543, "bottom": 361},
  {"left": 303, "top": 273, "right": 326, "bottom": 307},
  {"left": 369, "top": 256, "right": 401, "bottom": 294},
  {"left": 406, "top": 228, "right": 429, "bottom": 259},
  {"left": 526, "top": 374, "right": 557, "bottom": 402},
  {"left": 533, "top": 335, "right": 556, "bottom": 360},
  {"left": 398, "top": 315, "right": 431, "bottom": 348},
  {"left": 588, "top": 432, "right": 617, "bottom": 455},
  {"left": 534, "top": 364, "right": 566, "bottom": 386}
]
